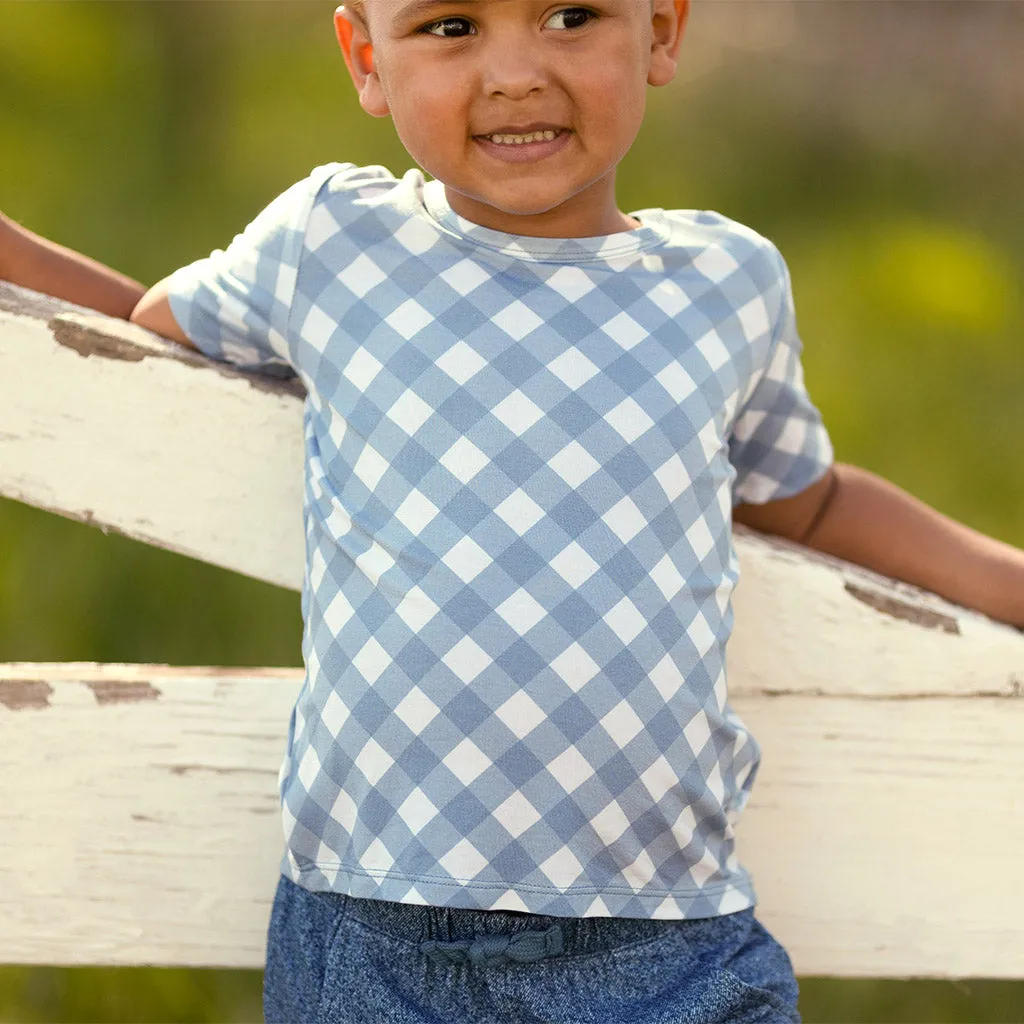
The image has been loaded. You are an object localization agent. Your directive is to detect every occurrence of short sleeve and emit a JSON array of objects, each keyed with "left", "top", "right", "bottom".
[
  {"left": 729, "top": 249, "right": 833, "bottom": 505},
  {"left": 165, "top": 163, "right": 346, "bottom": 373}
]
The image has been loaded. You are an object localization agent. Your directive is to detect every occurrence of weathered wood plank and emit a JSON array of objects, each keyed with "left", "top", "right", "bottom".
[
  {"left": 0, "top": 666, "right": 300, "bottom": 969},
  {"left": 2, "top": 664, "right": 1024, "bottom": 977},
  {"left": 0, "top": 283, "right": 305, "bottom": 589}
]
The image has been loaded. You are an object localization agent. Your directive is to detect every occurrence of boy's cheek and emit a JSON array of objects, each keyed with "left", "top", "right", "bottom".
[{"left": 378, "top": 67, "right": 453, "bottom": 134}]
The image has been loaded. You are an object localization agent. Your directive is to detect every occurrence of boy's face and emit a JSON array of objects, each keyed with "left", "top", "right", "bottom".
[{"left": 336, "top": 0, "right": 689, "bottom": 236}]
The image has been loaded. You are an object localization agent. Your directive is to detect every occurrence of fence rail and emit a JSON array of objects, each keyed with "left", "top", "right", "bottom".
[{"left": 2, "top": 283, "right": 1023, "bottom": 976}]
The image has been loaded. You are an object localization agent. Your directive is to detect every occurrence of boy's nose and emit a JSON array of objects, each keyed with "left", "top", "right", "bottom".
[{"left": 480, "top": 43, "right": 549, "bottom": 100}]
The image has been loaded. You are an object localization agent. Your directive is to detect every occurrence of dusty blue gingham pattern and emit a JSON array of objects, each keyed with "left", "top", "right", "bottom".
[{"left": 168, "top": 164, "right": 832, "bottom": 919}]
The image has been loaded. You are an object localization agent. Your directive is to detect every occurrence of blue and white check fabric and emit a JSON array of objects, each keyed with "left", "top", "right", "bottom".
[{"left": 168, "top": 163, "right": 833, "bottom": 919}]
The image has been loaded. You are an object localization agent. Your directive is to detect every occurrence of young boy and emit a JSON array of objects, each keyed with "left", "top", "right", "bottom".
[{"left": 2, "top": 1, "right": 1022, "bottom": 1020}]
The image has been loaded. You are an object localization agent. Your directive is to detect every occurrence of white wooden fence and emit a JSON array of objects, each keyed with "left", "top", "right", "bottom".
[{"left": 2, "top": 282, "right": 1023, "bottom": 977}]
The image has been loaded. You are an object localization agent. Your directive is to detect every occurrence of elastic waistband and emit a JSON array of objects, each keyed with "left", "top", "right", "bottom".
[{"left": 330, "top": 891, "right": 751, "bottom": 965}]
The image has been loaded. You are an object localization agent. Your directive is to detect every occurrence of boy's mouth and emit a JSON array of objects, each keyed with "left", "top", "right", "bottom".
[{"left": 473, "top": 126, "right": 571, "bottom": 164}]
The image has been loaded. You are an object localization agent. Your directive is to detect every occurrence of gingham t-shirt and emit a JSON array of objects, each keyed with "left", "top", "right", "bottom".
[{"left": 168, "top": 163, "right": 832, "bottom": 919}]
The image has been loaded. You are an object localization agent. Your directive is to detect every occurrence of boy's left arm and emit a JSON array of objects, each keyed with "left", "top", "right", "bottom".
[{"left": 733, "top": 463, "right": 1024, "bottom": 629}]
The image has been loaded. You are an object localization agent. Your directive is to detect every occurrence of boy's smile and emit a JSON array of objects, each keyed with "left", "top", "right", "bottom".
[
  {"left": 336, "top": 0, "right": 688, "bottom": 238},
  {"left": 474, "top": 127, "right": 571, "bottom": 165}
]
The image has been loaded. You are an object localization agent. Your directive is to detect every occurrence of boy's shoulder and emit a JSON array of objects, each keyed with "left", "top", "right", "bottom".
[
  {"left": 647, "top": 207, "right": 785, "bottom": 270},
  {"left": 264, "top": 162, "right": 414, "bottom": 234},
  {"left": 634, "top": 207, "right": 790, "bottom": 308},
  {"left": 309, "top": 162, "right": 424, "bottom": 211},
  {"left": 317, "top": 162, "right": 407, "bottom": 197}
]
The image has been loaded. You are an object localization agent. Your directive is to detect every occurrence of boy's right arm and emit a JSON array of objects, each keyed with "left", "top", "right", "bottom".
[{"left": 0, "top": 211, "right": 193, "bottom": 348}]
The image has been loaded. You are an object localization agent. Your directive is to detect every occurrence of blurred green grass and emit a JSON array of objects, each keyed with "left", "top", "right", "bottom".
[
  {"left": 1, "top": 2, "right": 1022, "bottom": 1020},
  {"left": 0, "top": 967, "right": 1023, "bottom": 1023}
]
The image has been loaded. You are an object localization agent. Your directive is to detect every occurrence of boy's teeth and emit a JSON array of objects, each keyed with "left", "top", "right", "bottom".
[{"left": 488, "top": 130, "right": 558, "bottom": 145}]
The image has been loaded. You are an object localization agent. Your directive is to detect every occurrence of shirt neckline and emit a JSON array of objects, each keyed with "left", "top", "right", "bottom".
[{"left": 421, "top": 178, "right": 670, "bottom": 264}]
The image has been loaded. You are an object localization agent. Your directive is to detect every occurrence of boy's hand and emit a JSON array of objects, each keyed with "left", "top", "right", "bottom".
[
  {"left": 735, "top": 464, "right": 1024, "bottom": 628},
  {"left": 0, "top": 210, "right": 146, "bottom": 321}
]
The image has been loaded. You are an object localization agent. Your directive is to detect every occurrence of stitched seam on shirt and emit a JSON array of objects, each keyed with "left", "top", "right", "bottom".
[
  {"left": 285, "top": 163, "right": 348, "bottom": 346},
  {"left": 731, "top": 240, "right": 789, "bottom": 433},
  {"left": 293, "top": 862, "right": 747, "bottom": 899},
  {"left": 419, "top": 208, "right": 668, "bottom": 264}
]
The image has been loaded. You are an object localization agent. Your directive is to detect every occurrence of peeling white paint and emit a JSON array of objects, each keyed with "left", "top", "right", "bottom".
[{"left": 730, "top": 528, "right": 1024, "bottom": 701}]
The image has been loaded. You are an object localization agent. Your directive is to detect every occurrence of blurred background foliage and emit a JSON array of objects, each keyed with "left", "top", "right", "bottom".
[{"left": 0, "top": 1, "right": 1021, "bottom": 1020}]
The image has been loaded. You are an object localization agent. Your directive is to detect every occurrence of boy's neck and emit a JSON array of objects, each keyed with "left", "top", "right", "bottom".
[{"left": 442, "top": 173, "right": 639, "bottom": 240}]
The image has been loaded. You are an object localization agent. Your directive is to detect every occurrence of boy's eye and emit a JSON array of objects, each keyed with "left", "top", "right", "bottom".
[
  {"left": 423, "top": 17, "right": 475, "bottom": 37},
  {"left": 544, "top": 7, "right": 593, "bottom": 30}
]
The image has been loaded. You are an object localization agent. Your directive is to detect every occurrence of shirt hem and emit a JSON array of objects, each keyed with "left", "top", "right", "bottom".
[{"left": 282, "top": 858, "right": 757, "bottom": 921}]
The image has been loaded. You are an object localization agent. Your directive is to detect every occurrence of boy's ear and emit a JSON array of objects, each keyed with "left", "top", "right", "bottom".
[
  {"left": 334, "top": 5, "right": 390, "bottom": 118},
  {"left": 648, "top": 0, "right": 690, "bottom": 87}
]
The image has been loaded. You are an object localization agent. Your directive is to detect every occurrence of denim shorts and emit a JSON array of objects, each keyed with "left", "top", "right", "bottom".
[{"left": 264, "top": 875, "right": 800, "bottom": 1023}]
